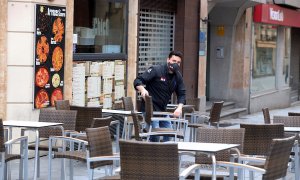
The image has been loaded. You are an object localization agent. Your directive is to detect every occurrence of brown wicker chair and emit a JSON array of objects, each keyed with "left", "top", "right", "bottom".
[
  {"left": 217, "top": 135, "right": 296, "bottom": 180},
  {"left": 273, "top": 115, "right": 300, "bottom": 127},
  {"left": 189, "top": 128, "right": 245, "bottom": 179},
  {"left": 288, "top": 112, "right": 300, "bottom": 116},
  {"left": 240, "top": 123, "right": 285, "bottom": 156},
  {"left": 117, "top": 140, "right": 201, "bottom": 180},
  {"left": 55, "top": 100, "right": 70, "bottom": 110},
  {"left": 121, "top": 97, "right": 144, "bottom": 139},
  {"left": 188, "top": 101, "right": 224, "bottom": 141},
  {"left": 70, "top": 106, "right": 102, "bottom": 132},
  {"left": 262, "top": 107, "right": 271, "bottom": 124},
  {"left": 48, "top": 126, "right": 119, "bottom": 180},
  {"left": 1, "top": 119, "right": 28, "bottom": 180},
  {"left": 144, "top": 95, "right": 188, "bottom": 141}
]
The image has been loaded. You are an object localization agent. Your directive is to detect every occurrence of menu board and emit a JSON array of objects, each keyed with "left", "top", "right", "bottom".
[{"left": 34, "top": 5, "right": 66, "bottom": 108}]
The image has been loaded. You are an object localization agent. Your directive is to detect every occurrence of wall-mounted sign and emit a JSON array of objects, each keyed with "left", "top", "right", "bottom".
[{"left": 34, "top": 4, "right": 66, "bottom": 109}]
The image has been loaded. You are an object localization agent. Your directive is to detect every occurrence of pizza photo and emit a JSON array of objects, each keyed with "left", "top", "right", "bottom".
[
  {"left": 52, "top": 17, "right": 64, "bottom": 42},
  {"left": 35, "top": 89, "right": 49, "bottom": 108},
  {"left": 35, "top": 67, "right": 49, "bottom": 88},
  {"left": 52, "top": 46, "right": 63, "bottom": 71},
  {"left": 52, "top": 73, "right": 60, "bottom": 88},
  {"left": 51, "top": 88, "right": 63, "bottom": 106},
  {"left": 36, "top": 36, "right": 49, "bottom": 63}
]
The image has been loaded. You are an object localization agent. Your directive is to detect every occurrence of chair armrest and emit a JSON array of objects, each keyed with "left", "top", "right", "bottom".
[
  {"left": 70, "top": 132, "right": 87, "bottom": 138},
  {"left": 5, "top": 136, "right": 28, "bottom": 146},
  {"left": 217, "top": 161, "right": 266, "bottom": 174},
  {"left": 179, "top": 164, "right": 202, "bottom": 180},
  {"left": 238, "top": 155, "right": 266, "bottom": 164},
  {"left": 49, "top": 136, "right": 88, "bottom": 145},
  {"left": 151, "top": 117, "right": 188, "bottom": 123},
  {"left": 110, "top": 120, "right": 120, "bottom": 126},
  {"left": 87, "top": 155, "right": 120, "bottom": 163}
]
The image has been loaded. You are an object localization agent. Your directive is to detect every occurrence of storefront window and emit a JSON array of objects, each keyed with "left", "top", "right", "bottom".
[
  {"left": 251, "top": 24, "right": 277, "bottom": 93},
  {"left": 73, "top": 0, "right": 127, "bottom": 56},
  {"left": 283, "top": 28, "right": 291, "bottom": 86}
]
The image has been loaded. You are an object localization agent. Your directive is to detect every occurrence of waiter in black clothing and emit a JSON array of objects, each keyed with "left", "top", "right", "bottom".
[{"left": 133, "top": 50, "right": 186, "bottom": 142}]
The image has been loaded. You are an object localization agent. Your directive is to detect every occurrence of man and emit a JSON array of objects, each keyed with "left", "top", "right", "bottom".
[{"left": 133, "top": 50, "right": 186, "bottom": 141}]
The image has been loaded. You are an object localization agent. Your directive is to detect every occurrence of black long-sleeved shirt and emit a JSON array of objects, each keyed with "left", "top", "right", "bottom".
[{"left": 133, "top": 63, "right": 186, "bottom": 111}]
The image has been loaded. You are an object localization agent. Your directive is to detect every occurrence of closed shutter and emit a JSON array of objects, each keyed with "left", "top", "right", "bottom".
[{"left": 138, "top": 9, "right": 175, "bottom": 74}]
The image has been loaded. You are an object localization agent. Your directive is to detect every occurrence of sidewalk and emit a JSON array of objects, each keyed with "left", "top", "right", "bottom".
[{"left": 8, "top": 105, "right": 300, "bottom": 179}]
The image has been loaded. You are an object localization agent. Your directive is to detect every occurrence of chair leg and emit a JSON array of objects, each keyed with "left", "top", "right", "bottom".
[
  {"left": 1, "top": 153, "right": 5, "bottom": 180},
  {"left": 48, "top": 141, "right": 52, "bottom": 180},
  {"left": 69, "top": 159, "right": 73, "bottom": 180}
]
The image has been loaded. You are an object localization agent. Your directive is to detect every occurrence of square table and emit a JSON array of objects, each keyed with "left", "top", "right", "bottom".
[
  {"left": 4, "top": 120, "right": 64, "bottom": 180},
  {"left": 177, "top": 142, "right": 240, "bottom": 180}
]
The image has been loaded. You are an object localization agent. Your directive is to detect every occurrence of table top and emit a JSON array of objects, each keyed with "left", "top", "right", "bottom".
[
  {"left": 102, "top": 109, "right": 142, "bottom": 115},
  {"left": 3, "top": 120, "right": 63, "bottom": 128},
  {"left": 284, "top": 127, "right": 300, "bottom": 132},
  {"left": 177, "top": 142, "right": 240, "bottom": 153},
  {"left": 153, "top": 111, "right": 173, "bottom": 116}
]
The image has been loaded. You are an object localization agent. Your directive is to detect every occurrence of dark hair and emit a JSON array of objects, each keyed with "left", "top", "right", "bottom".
[{"left": 168, "top": 50, "right": 183, "bottom": 60}]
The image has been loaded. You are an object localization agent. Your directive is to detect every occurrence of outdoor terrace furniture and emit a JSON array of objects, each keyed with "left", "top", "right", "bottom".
[
  {"left": 48, "top": 126, "right": 119, "bottom": 180},
  {"left": 70, "top": 106, "right": 102, "bottom": 132},
  {"left": 55, "top": 100, "right": 70, "bottom": 110},
  {"left": 144, "top": 95, "right": 188, "bottom": 141},
  {"left": 117, "top": 140, "right": 201, "bottom": 180},
  {"left": 273, "top": 115, "right": 300, "bottom": 127},
  {"left": 0, "top": 119, "right": 28, "bottom": 180},
  {"left": 262, "top": 107, "right": 271, "bottom": 124},
  {"left": 217, "top": 135, "right": 297, "bottom": 180},
  {"left": 185, "top": 127, "right": 245, "bottom": 179},
  {"left": 188, "top": 101, "right": 224, "bottom": 141},
  {"left": 288, "top": 112, "right": 300, "bottom": 116}
]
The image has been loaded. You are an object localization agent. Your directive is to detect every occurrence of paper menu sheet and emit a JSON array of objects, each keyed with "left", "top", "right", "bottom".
[
  {"left": 103, "top": 78, "right": 113, "bottom": 94},
  {"left": 103, "top": 95, "right": 112, "bottom": 109},
  {"left": 102, "top": 61, "right": 114, "bottom": 78},
  {"left": 87, "top": 76, "right": 101, "bottom": 98},
  {"left": 115, "top": 81, "right": 124, "bottom": 99},
  {"left": 72, "top": 65, "right": 85, "bottom": 106},
  {"left": 114, "top": 61, "right": 125, "bottom": 80}
]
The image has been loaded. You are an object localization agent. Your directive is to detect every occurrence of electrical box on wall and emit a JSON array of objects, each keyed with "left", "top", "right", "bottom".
[{"left": 216, "top": 46, "right": 224, "bottom": 59}]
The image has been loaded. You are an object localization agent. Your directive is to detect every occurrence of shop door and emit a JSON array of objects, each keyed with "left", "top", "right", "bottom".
[{"left": 138, "top": 9, "right": 175, "bottom": 75}]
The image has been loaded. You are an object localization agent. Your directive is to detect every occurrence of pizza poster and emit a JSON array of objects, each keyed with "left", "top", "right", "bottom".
[{"left": 34, "top": 5, "right": 66, "bottom": 109}]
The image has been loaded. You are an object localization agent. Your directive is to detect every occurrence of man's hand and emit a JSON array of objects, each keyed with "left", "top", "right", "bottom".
[
  {"left": 173, "top": 103, "right": 183, "bottom": 118},
  {"left": 136, "top": 85, "right": 149, "bottom": 99}
]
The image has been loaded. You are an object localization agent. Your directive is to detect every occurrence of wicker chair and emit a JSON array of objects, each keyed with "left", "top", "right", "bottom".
[
  {"left": 144, "top": 95, "right": 188, "bottom": 141},
  {"left": 55, "top": 100, "right": 70, "bottom": 110},
  {"left": 26, "top": 109, "right": 77, "bottom": 177},
  {"left": 0, "top": 119, "right": 28, "bottom": 180},
  {"left": 273, "top": 115, "right": 300, "bottom": 127},
  {"left": 48, "top": 126, "right": 119, "bottom": 180},
  {"left": 121, "top": 97, "right": 144, "bottom": 139},
  {"left": 217, "top": 135, "right": 296, "bottom": 180},
  {"left": 288, "top": 112, "right": 300, "bottom": 116},
  {"left": 70, "top": 106, "right": 102, "bottom": 132},
  {"left": 262, "top": 107, "right": 271, "bottom": 124},
  {"left": 189, "top": 128, "right": 245, "bottom": 179},
  {"left": 117, "top": 140, "right": 201, "bottom": 180},
  {"left": 188, "top": 101, "right": 224, "bottom": 141}
]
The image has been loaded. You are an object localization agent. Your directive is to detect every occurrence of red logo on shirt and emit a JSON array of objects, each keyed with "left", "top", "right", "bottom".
[{"left": 160, "top": 77, "right": 166, "bottom": 81}]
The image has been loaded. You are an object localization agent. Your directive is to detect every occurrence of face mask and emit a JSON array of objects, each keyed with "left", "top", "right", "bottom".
[{"left": 168, "top": 63, "right": 180, "bottom": 73}]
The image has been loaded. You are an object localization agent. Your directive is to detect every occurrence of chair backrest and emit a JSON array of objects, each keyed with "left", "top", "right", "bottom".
[
  {"left": 122, "top": 97, "right": 134, "bottom": 111},
  {"left": 144, "top": 95, "right": 153, "bottom": 125},
  {"left": 38, "top": 109, "right": 77, "bottom": 138},
  {"left": 209, "top": 101, "right": 224, "bottom": 124},
  {"left": 0, "top": 119, "right": 4, "bottom": 152},
  {"left": 55, "top": 100, "right": 70, "bottom": 110},
  {"left": 91, "top": 116, "right": 113, "bottom": 128},
  {"left": 131, "top": 111, "right": 142, "bottom": 141},
  {"left": 196, "top": 128, "right": 245, "bottom": 164},
  {"left": 262, "top": 107, "right": 271, "bottom": 124},
  {"left": 70, "top": 106, "right": 102, "bottom": 132},
  {"left": 273, "top": 115, "right": 300, "bottom": 127},
  {"left": 240, "top": 123, "right": 284, "bottom": 156},
  {"left": 119, "top": 140, "right": 179, "bottom": 179},
  {"left": 263, "top": 135, "right": 296, "bottom": 180},
  {"left": 86, "top": 126, "right": 113, "bottom": 169},
  {"left": 288, "top": 112, "right": 300, "bottom": 116}
]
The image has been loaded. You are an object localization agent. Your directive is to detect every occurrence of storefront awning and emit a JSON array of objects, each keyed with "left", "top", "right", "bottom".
[{"left": 254, "top": 4, "right": 300, "bottom": 28}]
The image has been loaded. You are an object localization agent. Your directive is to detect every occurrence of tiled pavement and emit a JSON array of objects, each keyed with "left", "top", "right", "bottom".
[{"left": 8, "top": 105, "right": 300, "bottom": 179}]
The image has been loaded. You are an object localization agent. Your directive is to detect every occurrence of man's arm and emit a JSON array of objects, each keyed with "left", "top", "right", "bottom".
[
  {"left": 135, "top": 85, "right": 149, "bottom": 99},
  {"left": 133, "top": 66, "right": 156, "bottom": 99}
]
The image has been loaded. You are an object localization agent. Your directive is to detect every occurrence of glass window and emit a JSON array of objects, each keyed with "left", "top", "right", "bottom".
[
  {"left": 251, "top": 24, "right": 277, "bottom": 93},
  {"left": 282, "top": 27, "right": 291, "bottom": 86},
  {"left": 73, "top": 0, "right": 127, "bottom": 54}
]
